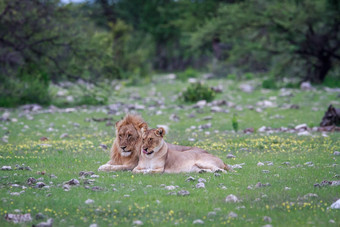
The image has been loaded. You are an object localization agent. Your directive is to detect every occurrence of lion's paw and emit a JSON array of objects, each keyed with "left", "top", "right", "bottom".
[{"left": 98, "top": 164, "right": 110, "bottom": 171}]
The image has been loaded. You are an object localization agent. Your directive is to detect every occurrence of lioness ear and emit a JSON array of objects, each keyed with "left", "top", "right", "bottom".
[
  {"left": 138, "top": 122, "right": 148, "bottom": 133},
  {"left": 155, "top": 127, "right": 165, "bottom": 137}
]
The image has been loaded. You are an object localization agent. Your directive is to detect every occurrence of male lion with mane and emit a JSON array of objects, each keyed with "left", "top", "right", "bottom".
[{"left": 98, "top": 114, "right": 193, "bottom": 172}]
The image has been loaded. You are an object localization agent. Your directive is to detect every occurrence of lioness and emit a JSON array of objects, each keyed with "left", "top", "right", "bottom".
[
  {"left": 133, "top": 127, "right": 232, "bottom": 173},
  {"left": 98, "top": 114, "right": 193, "bottom": 172}
]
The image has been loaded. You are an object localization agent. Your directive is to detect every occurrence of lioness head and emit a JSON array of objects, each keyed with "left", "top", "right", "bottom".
[
  {"left": 141, "top": 127, "right": 165, "bottom": 156},
  {"left": 115, "top": 115, "right": 147, "bottom": 157}
]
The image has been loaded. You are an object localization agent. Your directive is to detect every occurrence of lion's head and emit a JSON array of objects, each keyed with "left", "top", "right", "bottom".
[
  {"left": 115, "top": 114, "right": 147, "bottom": 157},
  {"left": 141, "top": 127, "right": 165, "bottom": 156}
]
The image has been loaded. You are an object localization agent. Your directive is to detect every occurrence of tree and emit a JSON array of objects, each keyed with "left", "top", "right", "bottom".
[{"left": 190, "top": 0, "right": 340, "bottom": 83}]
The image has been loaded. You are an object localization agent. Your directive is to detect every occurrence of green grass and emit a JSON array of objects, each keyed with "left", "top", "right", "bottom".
[{"left": 0, "top": 76, "right": 339, "bottom": 226}]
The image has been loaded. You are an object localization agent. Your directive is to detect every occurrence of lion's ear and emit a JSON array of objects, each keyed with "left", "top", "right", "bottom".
[
  {"left": 155, "top": 127, "right": 165, "bottom": 137},
  {"left": 115, "top": 120, "right": 121, "bottom": 129}
]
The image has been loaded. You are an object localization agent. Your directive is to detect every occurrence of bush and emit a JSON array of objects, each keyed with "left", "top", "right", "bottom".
[
  {"left": 177, "top": 68, "right": 199, "bottom": 81},
  {"left": 0, "top": 64, "right": 51, "bottom": 107},
  {"left": 181, "top": 82, "right": 215, "bottom": 103},
  {"left": 232, "top": 114, "right": 239, "bottom": 132},
  {"left": 262, "top": 78, "right": 278, "bottom": 89}
]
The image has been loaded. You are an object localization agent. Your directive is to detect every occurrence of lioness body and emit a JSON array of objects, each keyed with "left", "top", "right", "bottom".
[{"left": 133, "top": 127, "right": 231, "bottom": 173}]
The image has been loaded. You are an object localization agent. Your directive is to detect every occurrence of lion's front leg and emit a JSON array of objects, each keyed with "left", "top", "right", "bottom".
[
  {"left": 132, "top": 166, "right": 145, "bottom": 173},
  {"left": 150, "top": 167, "right": 164, "bottom": 174},
  {"left": 98, "top": 164, "right": 134, "bottom": 172}
]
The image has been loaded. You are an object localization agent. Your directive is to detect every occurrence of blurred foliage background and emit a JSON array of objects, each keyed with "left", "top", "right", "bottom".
[{"left": 0, "top": 0, "right": 339, "bottom": 107}]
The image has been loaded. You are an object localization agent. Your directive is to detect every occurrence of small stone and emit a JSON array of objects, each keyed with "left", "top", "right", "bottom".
[
  {"left": 257, "top": 162, "right": 264, "bottom": 166},
  {"left": 207, "top": 211, "right": 216, "bottom": 217},
  {"left": 193, "top": 219, "right": 204, "bottom": 224},
  {"left": 133, "top": 220, "right": 143, "bottom": 225},
  {"left": 262, "top": 170, "right": 270, "bottom": 173},
  {"left": 198, "top": 178, "right": 206, "bottom": 183},
  {"left": 196, "top": 182, "right": 205, "bottom": 188},
  {"left": 63, "top": 184, "right": 71, "bottom": 191},
  {"left": 228, "top": 211, "right": 238, "bottom": 218},
  {"left": 263, "top": 216, "right": 272, "bottom": 223},
  {"left": 282, "top": 162, "right": 290, "bottom": 165},
  {"left": 91, "top": 186, "right": 103, "bottom": 191},
  {"left": 35, "top": 213, "right": 45, "bottom": 220},
  {"left": 333, "top": 151, "right": 340, "bottom": 156},
  {"left": 35, "top": 182, "right": 46, "bottom": 188},
  {"left": 10, "top": 192, "right": 20, "bottom": 196},
  {"left": 90, "top": 175, "right": 99, "bottom": 178},
  {"left": 247, "top": 186, "right": 253, "bottom": 190},
  {"left": 65, "top": 179, "right": 80, "bottom": 185},
  {"left": 165, "top": 185, "right": 176, "bottom": 190},
  {"left": 284, "top": 187, "right": 291, "bottom": 190},
  {"left": 330, "top": 199, "right": 340, "bottom": 209},
  {"left": 186, "top": 176, "right": 195, "bottom": 182},
  {"left": 225, "top": 194, "right": 239, "bottom": 203},
  {"left": 329, "top": 219, "right": 335, "bottom": 223},
  {"left": 227, "top": 153, "right": 236, "bottom": 159},
  {"left": 1, "top": 166, "right": 12, "bottom": 170},
  {"left": 85, "top": 199, "right": 94, "bottom": 204},
  {"left": 298, "top": 131, "right": 311, "bottom": 136},
  {"left": 255, "top": 182, "right": 271, "bottom": 188},
  {"left": 177, "top": 190, "right": 190, "bottom": 196},
  {"left": 27, "top": 177, "right": 37, "bottom": 185},
  {"left": 303, "top": 193, "right": 318, "bottom": 199},
  {"left": 89, "top": 224, "right": 98, "bottom": 227},
  {"left": 60, "top": 133, "right": 69, "bottom": 139},
  {"left": 214, "top": 173, "right": 221, "bottom": 177}
]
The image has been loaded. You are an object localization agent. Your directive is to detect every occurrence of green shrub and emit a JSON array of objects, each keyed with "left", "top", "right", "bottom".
[
  {"left": 0, "top": 64, "right": 51, "bottom": 107},
  {"left": 262, "top": 78, "right": 278, "bottom": 89},
  {"left": 181, "top": 82, "right": 215, "bottom": 103},
  {"left": 244, "top": 72, "right": 254, "bottom": 80},
  {"left": 177, "top": 68, "right": 199, "bottom": 81},
  {"left": 232, "top": 114, "right": 239, "bottom": 132}
]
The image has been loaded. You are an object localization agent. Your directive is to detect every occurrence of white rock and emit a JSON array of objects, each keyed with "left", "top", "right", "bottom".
[
  {"left": 330, "top": 199, "right": 340, "bottom": 209},
  {"left": 333, "top": 151, "right": 340, "bottom": 156},
  {"left": 165, "top": 185, "right": 176, "bottom": 190},
  {"left": 196, "top": 182, "right": 205, "bottom": 189},
  {"left": 85, "top": 199, "right": 94, "bottom": 204},
  {"left": 257, "top": 162, "right": 264, "bottom": 166},
  {"left": 298, "top": 131, "right": 311, "bottom": 136},
  {"left": 300, "top": 81, "right": 313, "bottom": 90},
  {"left": 228, "top": 211, "right": 238, "bottom": 218},
  {"left": 89, "top": 224, "right": 98, "bottom": 227},
  {"left": 133, "top": 220, "right": 143, "bottom": 225},
  {"left": 10, "top": 192, "right": 20, "bottom": 196},
  {"left": 225, "top": 194, "right": 239, "bottom": 203},
  {"left": 239, "top": 84, "right": 254, "bottom": 93},
  {"left": 196, "top": 100, "right": 207, "bottom": 108},
  {"left": 227, "top": 154, "right": 236, "bottom": 159},
  {"left": 1, "top": 166, "right": 12, "bottom": 170},
  {"left": 198, "top": 178, "right": 206, "bottom": 183},
  {"left": 193, "top": 219, "right": 204, "bottom": 224},
  {"left": 258, "top": 126, "right": 267, "bottom": 132},
  {"left": 295, "top": 123, "right": 308, "bottom": 130}
]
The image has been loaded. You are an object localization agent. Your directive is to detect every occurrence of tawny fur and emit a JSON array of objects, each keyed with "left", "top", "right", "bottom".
[
  {"left": 98, "top": 114, "right": 146, "bottom": 171},
  {"left": 133, "top": 127, "right": 232, "bottom": 174}
]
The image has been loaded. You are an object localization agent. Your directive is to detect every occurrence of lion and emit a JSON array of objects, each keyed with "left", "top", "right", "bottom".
[
  {"left": 98, "top": 114, "right": 194, "bottom": 172},
  {"left": 132, "top": 127, "right": 232, "bottom": 174}
]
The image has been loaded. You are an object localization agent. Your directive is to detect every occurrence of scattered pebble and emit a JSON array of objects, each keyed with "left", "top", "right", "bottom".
[
  {"left": 177, "top": 190, "right": 190, "bottom": 196},
  {"left": 186, "top": 176, "right": 195, "bottom": 182},
  {"left": 329, "top": 199, "right": 340, "bottom": 209},
  {"left": 207, "top": 211, "right": 216, "bottom": 217},
  {"left": 165, "top": 185, "right": 176, "bottom": 190},
  {"left": 198, "top": 178, "right": 206, "bottom": 183},
  {"left": 257, "top": 162, "right": 264, "bottom": 166},
  {"left": 5, "top": 213, "right": 32, "bottom": 223},
  {"left": 34, "top": 218, "right": 53, "bottom": 227},
  {"left": 225, "top": 194, "right": 239, "bottom": 203},
  {"left": 133, "top": 220, "right": 143, "bottom": 226},
  {"left": 1, "top": 166, "right": 12, "bottom": 170},
  {"left": 227, "top": 154, "right": 236, "bottom": 159},
  {"left": 196, "top": 182, "right": 205, "bottom": 189},
  {"left": 333, "top": 151, "right": 340, "bottom": 156},
  {"left": 85, "top": 199, "right": 94, "bottom": 204},
  {"left": 263, "top": 216, "right": 272, "bottom": 223},
  {"left": 228, "top": 211, "right": 238, "bottom": 218},
  {"left": 193, "top": 219, "right": 204, "bottom": 224}
]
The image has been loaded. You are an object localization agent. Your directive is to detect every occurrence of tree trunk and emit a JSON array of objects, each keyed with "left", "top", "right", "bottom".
[{"left": 311, "top": 56, "right": 331, "bottom": 83}]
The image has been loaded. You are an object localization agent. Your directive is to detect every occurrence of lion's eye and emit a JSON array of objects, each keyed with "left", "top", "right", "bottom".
[
  {"left": 149, "top": 138, "right": 152, "bottom": 141},
  {"left": 128, "top": 134, "right": 132, "bottom": 138}
]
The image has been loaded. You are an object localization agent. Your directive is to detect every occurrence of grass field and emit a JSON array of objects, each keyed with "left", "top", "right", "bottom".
[{"left": 0, "top": 76, "right": 339, "bottom": 226}]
